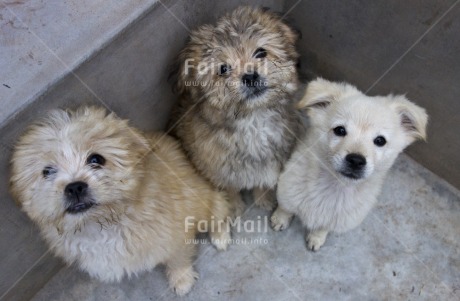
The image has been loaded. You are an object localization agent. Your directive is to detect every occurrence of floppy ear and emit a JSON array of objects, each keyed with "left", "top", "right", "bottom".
[
  {"left": 276, "top": 15, "right": 300, "bottom": 47},
  {"left": 115, "top": 118, "right": 152, "bottom": 159},
  {"left": 297, "top": 77, "right": 359, "bottom": 110},
  {"left": 390, "top": 95, "right": 428, "bottom": 143}
]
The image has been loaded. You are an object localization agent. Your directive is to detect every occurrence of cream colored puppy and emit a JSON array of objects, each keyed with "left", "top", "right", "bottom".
[
  {"left": 271, "top": 78, "right": 428, "bottom": 251},
  {"left": 10, "top": 107, "right": 232, "bottom": 295}
]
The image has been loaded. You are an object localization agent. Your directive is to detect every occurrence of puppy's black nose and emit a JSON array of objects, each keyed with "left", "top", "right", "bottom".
[
  {"left": 242, "top": 72, "right": 260, "bottom": 87},
  {"left": 65, "top": 181, "right": 88, "bottom": 198},
  {"left": 345, "top": 153, "right": 366, "bottom": 169}
]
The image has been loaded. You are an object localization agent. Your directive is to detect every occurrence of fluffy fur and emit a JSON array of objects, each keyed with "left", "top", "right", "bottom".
[
  {"left": 10, "top": 107, "right": 232, "bottom": 295},
  {"left": 170, "top": 6, "right": 302, "bottom": 212},
  {"left": 271, "top": 78, "right": 428, "bottom": 251}
]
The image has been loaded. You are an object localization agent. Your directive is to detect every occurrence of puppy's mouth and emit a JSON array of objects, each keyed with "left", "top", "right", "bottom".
[
  {"left": 243, "top": 84, "right": 268, "bottom": 99},
  {"left": 66, "top": 200, "right": 95, "bottom": 214},
  {"left": 339, "top": 170, "right": 364, "bottom": 180}
]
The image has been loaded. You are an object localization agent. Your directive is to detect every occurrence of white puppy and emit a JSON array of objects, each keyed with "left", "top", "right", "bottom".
[{"left": 271, "top": 78, "right": 428, "bottom": 251}]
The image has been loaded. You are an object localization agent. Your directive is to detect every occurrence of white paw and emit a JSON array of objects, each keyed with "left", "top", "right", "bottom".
[
  {"left": 270, "top": 210, "right": 293, "bottom": 231},
  {"left": 306, "top": 231, "right": 328, "bottom": 251},
  {"left": 168, "top": 267, "right": 198, "bottom": 296},
  {"left": 211, "top": 230, "right": 231, "bottom": 251}
]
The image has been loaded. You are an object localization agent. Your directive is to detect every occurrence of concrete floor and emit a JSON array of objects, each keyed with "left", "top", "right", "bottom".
[{"left": 31, "top": 154, "right": 460, "bottom": 301}]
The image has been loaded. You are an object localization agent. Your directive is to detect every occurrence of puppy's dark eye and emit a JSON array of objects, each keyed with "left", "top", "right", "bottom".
[
  {"left": 333, "top": 126, "right": 347, "bottom": 137},
  {"left": 254, "top": 48, "right": 267, "bottom": 59},
  {"left": 42, "top": 166, "right": 57, "bottom": 179},
  {"left": 219, "top": 64, "right": 230, "bottom": 76},
  {"left": 86, "top": 153, "right": 106, "bottom": 167},
  {"left": 374, "top": 136, "right": 386, "bottom": 147}
]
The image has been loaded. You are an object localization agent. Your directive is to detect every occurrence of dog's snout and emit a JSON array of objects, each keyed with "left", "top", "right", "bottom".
[
  {"left": 64, "top": 181, "right": 94, "bottom": 214},
  {"left": 65, "top": 181, "right": 88, "bottom": 198},
  {"left": 242, "top": 72, "right": 260, "bottom": 87},
  {"left": 345, "top": 153, "right": 366, "bottom": 169}
]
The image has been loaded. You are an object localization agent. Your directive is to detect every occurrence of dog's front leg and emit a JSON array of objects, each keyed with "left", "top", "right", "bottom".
[
  {"left": 270, "top": 206, "right": 294, "bottom": 231},
  {"left": 305, "top": 229, "right": 328, "bottom": 251},
  {"left": 165, "top": 245, "right": 199, "bottom": 296}
]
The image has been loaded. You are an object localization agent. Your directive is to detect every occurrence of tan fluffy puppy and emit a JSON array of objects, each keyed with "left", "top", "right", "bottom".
[
  {"left": 170, "top": 6, "right": 302, "bottom": 212},
  {"left": 271, "top": 78, "right": 428, "bottom": 251},
  {"left": 10, "top": 107, "right": 232, "bottom": 296}
]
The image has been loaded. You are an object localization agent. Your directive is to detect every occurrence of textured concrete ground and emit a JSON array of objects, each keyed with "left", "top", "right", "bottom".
[{"left": 31, "top": 154, "right": 460, "bottom": 301}]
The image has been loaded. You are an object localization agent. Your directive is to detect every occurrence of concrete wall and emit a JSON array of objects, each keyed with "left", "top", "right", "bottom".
[
  {"left": 0, "top": 0, "right": 283, "bottom": 300},
  {"left": 285, "top": 0, "right": 460, "bottom": 189}
]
